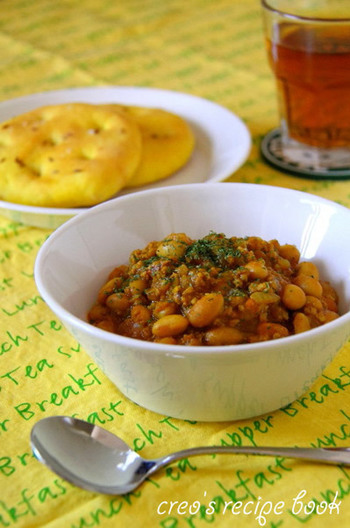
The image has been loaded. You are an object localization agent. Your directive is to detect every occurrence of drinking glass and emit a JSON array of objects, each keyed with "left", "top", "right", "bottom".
[{"left": 261, "top": 0, "right": 350, "bottom": 176}]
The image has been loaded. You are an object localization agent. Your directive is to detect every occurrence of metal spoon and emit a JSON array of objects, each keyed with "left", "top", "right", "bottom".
[{"left": 31, "top": 416, "right": 350, "bottom": 496}]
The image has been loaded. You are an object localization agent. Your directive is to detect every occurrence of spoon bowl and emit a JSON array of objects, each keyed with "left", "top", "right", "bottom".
[
  {"left": 31, "top": 416, "right": 350, "bottom": 495},
  {"left": 31, "top": 416, "right": 156, "bottom": 495}
]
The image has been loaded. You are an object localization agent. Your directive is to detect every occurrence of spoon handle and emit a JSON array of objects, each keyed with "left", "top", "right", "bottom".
[{"left": 156, "top": 445, "right": 350, "bottom": 468}]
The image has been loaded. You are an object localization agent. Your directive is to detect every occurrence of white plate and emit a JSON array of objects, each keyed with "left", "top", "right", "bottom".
[{"left": 0, "top": 86, "right": 251, "bottom": 229}]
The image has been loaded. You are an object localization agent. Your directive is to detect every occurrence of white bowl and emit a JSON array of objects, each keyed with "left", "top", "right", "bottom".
[{"left": 34, "top": 183, "right": 350, "bottom": 422}]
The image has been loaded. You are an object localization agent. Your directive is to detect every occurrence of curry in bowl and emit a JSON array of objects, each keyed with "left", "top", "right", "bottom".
[{"left": 87, "top": 231, "right": 339, "bottom": 346}]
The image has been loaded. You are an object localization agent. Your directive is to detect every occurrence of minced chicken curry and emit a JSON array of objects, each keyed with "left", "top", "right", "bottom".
[{"left": 87, "top": 232, "right": 340, "bottom": 345}]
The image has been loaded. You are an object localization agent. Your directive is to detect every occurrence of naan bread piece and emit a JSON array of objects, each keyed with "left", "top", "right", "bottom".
[
  {"left": 0, "top": 103, "right": 142, "bottom": 207},
  {"left": 109, "top": 105, "right": 195, "bottom": 188}
]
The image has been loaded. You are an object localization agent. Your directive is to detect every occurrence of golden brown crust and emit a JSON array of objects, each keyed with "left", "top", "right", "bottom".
[
  {"left": 0, "top": 103, "right": 142, "bottom": 207},
  {"left": 107, "top": 105, "right": 195, "bottom": 188}
]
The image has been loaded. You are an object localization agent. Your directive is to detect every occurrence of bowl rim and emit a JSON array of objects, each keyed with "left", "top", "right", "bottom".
[{"left": 34, "top": 182, "right": 350, "bottom": 356}]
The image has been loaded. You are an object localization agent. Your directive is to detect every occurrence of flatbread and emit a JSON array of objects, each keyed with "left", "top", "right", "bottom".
[
  {"left": 109, "top": 105, "right": 195, "bottom": 188},
  {"left": 0, "top": 103, "right": 142, "bottom": 207}
]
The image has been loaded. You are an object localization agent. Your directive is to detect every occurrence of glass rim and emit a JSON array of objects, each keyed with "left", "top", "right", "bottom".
[{"left": 261, "top": 0, "right": 350, "bottom": 22}]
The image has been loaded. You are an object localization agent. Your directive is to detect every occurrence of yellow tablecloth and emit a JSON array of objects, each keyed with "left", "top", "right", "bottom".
[{"left": 1, "top": 1, "right": 350, "bottom": 527}]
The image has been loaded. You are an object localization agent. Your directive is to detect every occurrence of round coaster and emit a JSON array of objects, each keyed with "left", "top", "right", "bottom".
[{"left": 261, "top": 128, "right": 350, "bottom": 180}]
